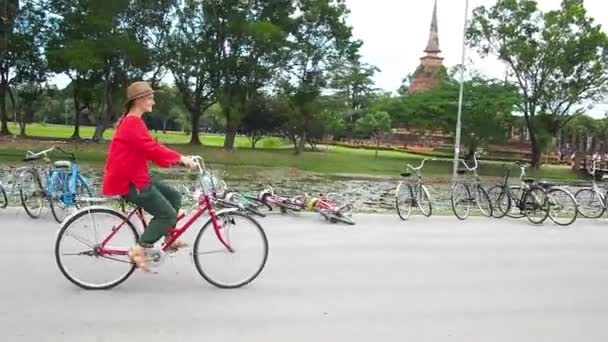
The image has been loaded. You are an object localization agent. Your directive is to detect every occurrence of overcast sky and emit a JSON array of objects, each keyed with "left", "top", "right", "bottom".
[
  {"left": 344, "top": 0, "right": 608, "bottom": 117},
  {"left": 50, "top": 0, "right": 608, "bottom": 117}
]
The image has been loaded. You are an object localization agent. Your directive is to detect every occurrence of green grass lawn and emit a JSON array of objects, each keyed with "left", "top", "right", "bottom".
[
  {"left": 0, "top": 122, "right": 587, "bottom": 181},
  {"left": 6, "top": 122, "right": 286, "bottom": 148}
]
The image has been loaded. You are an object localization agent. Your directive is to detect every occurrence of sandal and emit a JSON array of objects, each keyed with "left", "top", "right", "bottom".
[{"left": 129, "top": 245, "right": 150, "bottom": 272}]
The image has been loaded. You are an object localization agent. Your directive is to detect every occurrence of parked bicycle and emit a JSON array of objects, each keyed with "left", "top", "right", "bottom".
[
  {"left": 450, "top": 151, "right": 493, "bottom": 219},
  {"left": 54, "top": 155, "right": 269, "bottom": 290},
  {"left": 34, "top": 147, "right": 94, "bottom": 223},
  {"left": 486, "top": 161, "right": 578, "bottom": 226},
  {"left": 395, "top": 157, "right": 435, "bottom": 220},
  {"left": 574, "top": 154, "right": 608, "bottom": 219},
  {"left": 0, "top": 165, "right": 32, "bottom": 210}
]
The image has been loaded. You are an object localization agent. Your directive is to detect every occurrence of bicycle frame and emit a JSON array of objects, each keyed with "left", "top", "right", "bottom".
[{"left": 48, "top": 161, "right": 92, "bottom": 206}]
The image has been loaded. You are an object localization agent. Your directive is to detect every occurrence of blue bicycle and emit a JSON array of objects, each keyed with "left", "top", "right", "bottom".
[{"left": 24, "top": 146, "right": 94, "bottom": 223}]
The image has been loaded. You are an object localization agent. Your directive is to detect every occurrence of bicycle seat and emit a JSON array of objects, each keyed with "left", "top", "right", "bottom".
[
  {"left": 523, "top": 178, "right": 535, "bottom": 183},
  {"left": 537, "top": 181, "right": 553, "bottom": 189},
  {"left": 400, "top": 171, "right": 412, "bottom": 177},
  {"left": 53, "top": 160, "right": 72, "bottom": 169},
  {"left": 456, "top": 169, "right": 467, "bottom": 175}
]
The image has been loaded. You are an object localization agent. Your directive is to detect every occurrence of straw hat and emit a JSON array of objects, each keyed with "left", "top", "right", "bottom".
[{"left": 125, "top": 81, "right": 155, "bottom": 103}]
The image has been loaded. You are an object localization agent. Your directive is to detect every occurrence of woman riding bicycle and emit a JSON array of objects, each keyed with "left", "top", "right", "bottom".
[{"left": 102, "top": 81, "right": 198, "bottom": 272}]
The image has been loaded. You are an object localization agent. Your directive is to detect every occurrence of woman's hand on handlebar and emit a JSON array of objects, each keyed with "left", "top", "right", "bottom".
[{"left": 180, "top": 155, "right": 198, "bottom": 170}]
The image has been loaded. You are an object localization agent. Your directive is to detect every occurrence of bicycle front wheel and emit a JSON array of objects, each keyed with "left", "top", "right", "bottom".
[
  {"left": 55, "top": 207, "right": 139, "bottom": 290},
  {"left": 574, "top": 188, "right": 605, "bottom": 219},
  {"left": 546, "top": 188, "right": 578, "bottom": 226},
  {"left": 417, "top": 185, "right": 432, "bottom": 217},
  {"left": 451, "top": 183, "right": 471, "bottom": 220},
  {"left": 524, "top": 186, "right": 549, "bottom": 225},
  {"left": 193, "top": 211, "right": 268, "bottom": 289},
  {"left": 395, "top": 182, "right": 413, "bottom": 220}
]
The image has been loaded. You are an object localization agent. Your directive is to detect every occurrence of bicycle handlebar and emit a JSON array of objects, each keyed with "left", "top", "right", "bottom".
[
  {"left": 24, "top": 145, "right": 56, "bottom": 161},
  {"left": 406, "top": 157, "right": 437, "bottom": 172}
]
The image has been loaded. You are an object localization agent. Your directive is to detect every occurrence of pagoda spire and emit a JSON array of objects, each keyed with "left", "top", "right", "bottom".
[{"left": 424, "top": 0, "right": 440, "bottom": 54}]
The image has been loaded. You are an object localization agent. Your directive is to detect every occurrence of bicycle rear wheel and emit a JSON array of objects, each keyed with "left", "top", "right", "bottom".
[
  {"left": 417, "top": 185, "right": 432, "bottom": 217},
  {"left": 19, "top": 169, "right": 45, "bottom": 219},
  {"left": 546, "top": 188, "right": 578, "bottom": 226},
  {"left": 0, "top": 184, "right": 7, "bottom": 209},
  {"left": 395, "top": 182, "right": 413, "bottom": 220},
  {"left": 451, "top": 183, "right": 471, "bottom": 220},
  {"left": 193, "top": 211, "right": 268, "bottom": 289},
  {"left": 574, "top": 188, "right": 605, "bottom": 219},
  {"left": 55, "top": 207, "right": 139, "bottom": 290},
  {"left": 487, "top": 185, "right": 510, "bottom": 218},
  {"left": 475, "top": 185, "right": 493, "bottom": 217}
]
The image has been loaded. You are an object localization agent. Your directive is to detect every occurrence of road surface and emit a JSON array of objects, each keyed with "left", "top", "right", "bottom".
[{"left": 1, "top": 207, "right": 608, "bottom": 341}]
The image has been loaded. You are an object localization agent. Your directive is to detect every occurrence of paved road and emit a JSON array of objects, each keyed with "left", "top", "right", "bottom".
[{"left": 1, "top": 206, "right": 608, "bottom": 342}]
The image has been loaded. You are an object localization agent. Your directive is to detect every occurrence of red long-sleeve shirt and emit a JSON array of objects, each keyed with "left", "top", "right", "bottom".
[{"left": 102, "top": 115, "right": 181, "bottom": 196}]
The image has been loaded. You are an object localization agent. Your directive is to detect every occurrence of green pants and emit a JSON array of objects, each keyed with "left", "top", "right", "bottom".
[{"left": 125, "top": 179, "right": 182, "bottom": 247}]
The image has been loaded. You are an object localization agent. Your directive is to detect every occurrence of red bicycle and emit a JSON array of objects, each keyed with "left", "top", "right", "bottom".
[
  {"left": 54, "top": 156, "right": 269, "bottom": 290},
  {"left": 293, "top": 192, "right": 355, "bottom": 225}
]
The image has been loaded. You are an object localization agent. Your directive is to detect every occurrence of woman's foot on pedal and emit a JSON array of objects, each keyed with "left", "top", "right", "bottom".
[{"left": 129, "top": 245, "right": 150, "bottom": 272}]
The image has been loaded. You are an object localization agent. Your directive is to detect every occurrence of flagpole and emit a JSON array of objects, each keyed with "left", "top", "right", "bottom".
[{"left": 452, "top": 0, "right": 470, "bottom": 184}]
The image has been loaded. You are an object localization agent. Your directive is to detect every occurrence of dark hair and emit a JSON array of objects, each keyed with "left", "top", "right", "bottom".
[{"left": 116, "top": 100, "right": 135, "bottom": 128}]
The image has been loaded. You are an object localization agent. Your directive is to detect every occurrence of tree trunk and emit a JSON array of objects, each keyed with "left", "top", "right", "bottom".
[
  {"left": 524, "top": 114, "right": 542, "bottom": 167},
  {"left": 189, "top": 109, "right": 201, "bottom": 145},
  {"left": 162, "top": 119, "right": 167, "bottom": 134},
  {"left": 375, "top": 136, "right": 379, "bottom": 159},
  {"left": 18, "top": 114, "right": 25, "bottom": 136},
  {"left": 295, "top": 130, "right": 307, "bottom": 155},
  {"left": 223, "top": 107, "right": 237, "bottom": 150},
  {"left": 71, "top": 88, "right": 81, "bottom": 139},
  {"left": 0, "top": 79, "right": 9, "bottom": 135}
]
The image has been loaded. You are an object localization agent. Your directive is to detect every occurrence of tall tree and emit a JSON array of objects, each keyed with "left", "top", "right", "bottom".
[
  {"left": 48, "top": 0, "right": 174, "bottom": 140},
  {"left": 12, "top": 0, "right": 50, "bottom": 136},
  {"left": 467, "top": 0, "right": 608, "bottom": 166},
  {"left": 205, "top": 0, "right": 294, "bottom": 150},
  {"left": 168, "top": 0, "right": 217, "bottom": 144},
  {"left": 281, "top": 0, "right": 356, "bottom": 154},
  {"left": 0, "top": 0, "right": 20, "bottom": 135}
]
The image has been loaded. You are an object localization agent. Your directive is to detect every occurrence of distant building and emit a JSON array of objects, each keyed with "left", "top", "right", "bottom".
[{"left": 408, "top": 0, "right": 446, "bottom": 95}]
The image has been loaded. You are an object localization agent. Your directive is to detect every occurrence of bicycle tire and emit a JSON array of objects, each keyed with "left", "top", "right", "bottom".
[
  {"left": 0, "top": 184, "right": 7, "bottom": 208},
  {"left": 19, "top": 168, "right": 46, "bottom": 219},
  {"left": 574, "top": 188, "right": 605, "bottom": 219},
  {"left": 417, "top": 184, "right": 432, "bottom": 217},
  {"left": 524, "top": 186, "right": 549, "bottom": 225},
  {"left": 395, "top": 182, "right": 413, "bottom": 220},
  {"left": 487, "top": 185, "right": 510, "bottom": 218},
  {"left": 451, "top": 182, "right": 471, "bottom": 220},
  {"left": 192, "top": 211, "right": 268, "bottom": 289},
  {"left": 55, "top": 207, "right": 139, "bottom": 290},
  {"left": 475, "top": 185, "right": 493, "bottom": 217},
  {"left": 546, "top": 187, "right": 578, "bottom": 226},
  {"left": 329, "top": 213, "right": 356, "bottom": 225},
  {"left": 49, "top": 171, "right": 68, "bottom": 223},
  {"left": 506, "top": 186, "right": 526, "bottom": 218}
]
